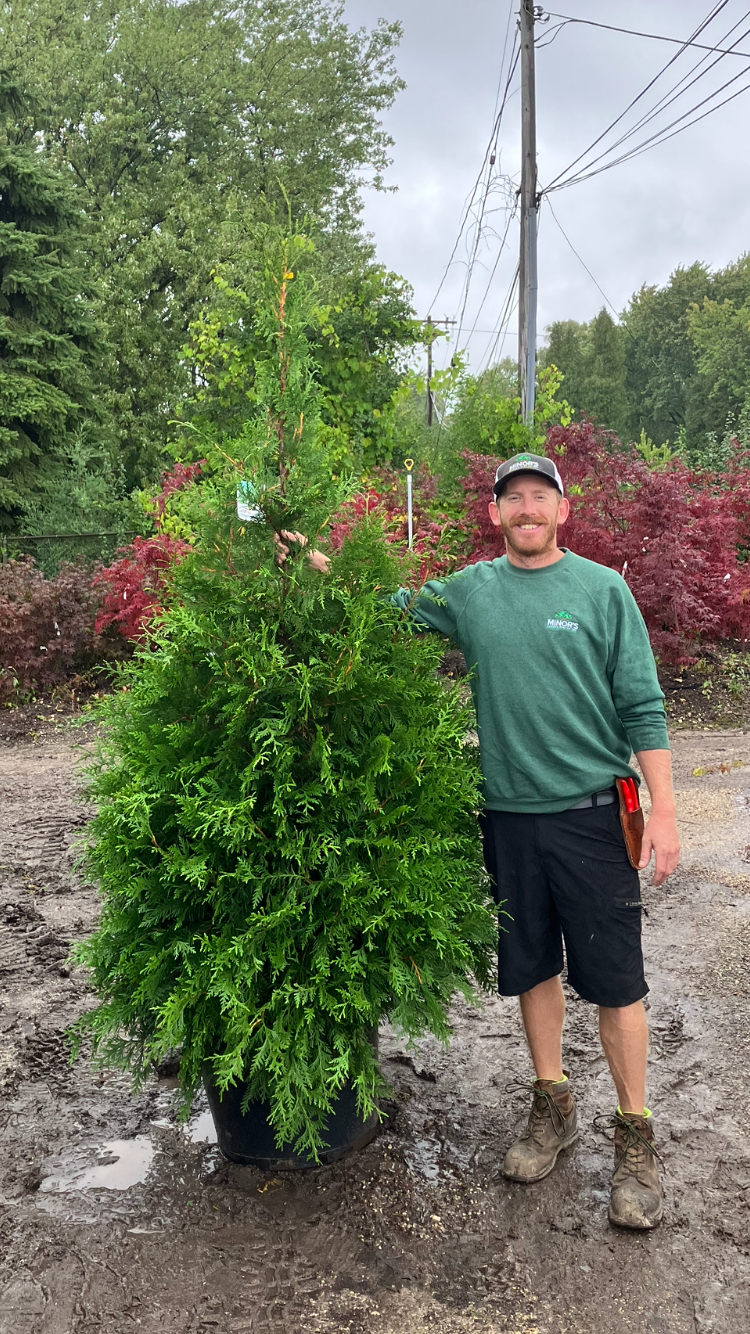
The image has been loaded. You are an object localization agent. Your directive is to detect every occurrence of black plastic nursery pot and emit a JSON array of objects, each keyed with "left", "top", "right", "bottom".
[{"left": 202, "top": 1039, "right": 380, "bottom": 1170}]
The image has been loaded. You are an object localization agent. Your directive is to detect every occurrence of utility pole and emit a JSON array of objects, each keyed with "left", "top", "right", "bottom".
[
  {"left": 424, "top": 316, "right": 456, "bottom": 426},
  {"left": 518, "top": 0, "right": 539, "bottom": 424}
]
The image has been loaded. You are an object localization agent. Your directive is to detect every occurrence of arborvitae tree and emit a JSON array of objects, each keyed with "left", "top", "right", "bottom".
[
  {"left": 187, "top": 219, "right": 424, "bottom": 472},
  {"left": 74, "top": 232, "right": 496, "bottom": 1159},
  {"left": 0, "top": 79, "right": 102, "bottom": 528}
]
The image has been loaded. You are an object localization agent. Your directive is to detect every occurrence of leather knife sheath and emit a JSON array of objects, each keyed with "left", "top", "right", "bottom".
[{"left": 616, "top": 777, "right": 645, "bottom": 871}]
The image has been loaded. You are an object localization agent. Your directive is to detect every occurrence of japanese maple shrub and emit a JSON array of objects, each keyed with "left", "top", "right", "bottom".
[
  {"left": 93, "top": 462, "right": 204, "bottom": 641},
  {"left": 73, "top": 234, "right": 496, "bottom": 1158},
  {"left": 458, "top": 422, "right": 750, "bottom": 665},
  {"left": 0, "top": 557, "right": 105, "bottom": 702}
]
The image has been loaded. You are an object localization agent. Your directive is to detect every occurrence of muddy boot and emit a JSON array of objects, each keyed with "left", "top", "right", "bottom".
[
  {"left": 608, "top": 1110, "right": 664, "bottom": 1230},
  {"left": 503, "top": 1077, "right": 578, "bottom": 1183}
]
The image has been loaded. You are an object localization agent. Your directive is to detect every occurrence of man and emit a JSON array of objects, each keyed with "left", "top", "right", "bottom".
[{"left": 281, "top": 450, "right": 680, "bottom": 1230}]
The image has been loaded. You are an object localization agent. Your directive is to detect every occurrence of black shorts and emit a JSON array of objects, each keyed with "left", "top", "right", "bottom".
[{"left": 479, "top": 803, "right": 647, "bottom": 1009}]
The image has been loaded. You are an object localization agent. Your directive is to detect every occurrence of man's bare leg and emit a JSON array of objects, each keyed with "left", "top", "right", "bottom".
[
  {"left": 519, "top": 975, "right": 566, "bottom": 1081},
  {"left": 598, "top": 1001, "right": 648, "bottom": 1113},
  {"left": 503, "top": 975, "right": 576, "bottom": 1182}
]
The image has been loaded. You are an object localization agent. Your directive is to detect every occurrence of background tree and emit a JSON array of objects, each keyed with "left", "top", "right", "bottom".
[
  {"left": 541, "top": 309, "right": 628, "bottom": 440},
  {"left": 686, "top": 267, "right": 750, "bottom": 440},
  {"left": 0, "top": 0, "right": 404, "bottom": 485},
  {"left": 542, "top": 258, "right": 750, "bottom": 458},
  {"left": 0, "top": 77, "right": 106, "bottom": 531},
  {"left": 542, "top": 321, "right": 587, "bottom": 413},
  {"left": 622, "top": 263, "right": 712, "bottom": 448}
]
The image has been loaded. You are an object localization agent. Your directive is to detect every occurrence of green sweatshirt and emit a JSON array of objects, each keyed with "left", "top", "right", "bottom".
[{"left": 393, "top": 550, "right": 668, "bottom": 813}]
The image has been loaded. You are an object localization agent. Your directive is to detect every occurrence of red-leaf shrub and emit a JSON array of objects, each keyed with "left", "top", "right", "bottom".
[
  {"left": 459, "top": 423, "right": 750, "bottom": 664},
  {"left": 93, "top": 461, "right": 204, "bottom": 641},
  {"left": 151, "top": 460, "right": 205, "bottom": 521},
  {"left": 0, "top": 558, "right": 106, "bottom": 703},
  {"left": 93, "top": 533, "right": 193, "bottom": 641}
]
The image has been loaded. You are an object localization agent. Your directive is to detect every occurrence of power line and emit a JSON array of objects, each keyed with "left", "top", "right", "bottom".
[
  {"left": 547, "top": 53, "right": 750, "bottom": 192},
  {"left": 451, "top": 44, "right": 521, "bottom": 344},
  {"left": 484, "top": 294, "right": 520, "bottom": 373},
  {"left": 544, "top": 198, "right": 618, "bottom": 314},
  {"left": 544, "top": 0, "right": 732, "bottom": 192},
  {"left": 548, "top": 8, "right": 750, "bottom": 190},
  {"left": 588, "top": 8, "right": 750, "bottom": 156},
  {"left": 492, "top": 0, "right": 517, "bottom": 120},
  {"left": 478, "top": 263, "right": 520, "bottom": 374},
  {"left": 462, "top": 198, "right": 520, "bottom": 348},
  {"left": 428, "top": 33, "right": 520, "bottom": 313},
  {"left": 544, "top": 10, "right": 750, "bottom": 59}
]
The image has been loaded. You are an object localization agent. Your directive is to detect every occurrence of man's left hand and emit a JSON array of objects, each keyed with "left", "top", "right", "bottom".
[{"left": 639, "top": 812, "right": 680, "bottom": 886}]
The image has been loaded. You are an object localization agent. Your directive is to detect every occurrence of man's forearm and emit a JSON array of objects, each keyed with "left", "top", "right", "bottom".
[
  {"left": 635, "top": 749, "right": 676, "bottom": 813},
  {"left": 634, "top": 748, "right": 680, "bottom": 883}
]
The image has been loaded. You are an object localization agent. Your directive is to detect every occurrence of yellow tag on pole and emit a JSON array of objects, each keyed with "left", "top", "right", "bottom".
[{"left": 404, "top": 457, "right": 415, "bottom": 472}]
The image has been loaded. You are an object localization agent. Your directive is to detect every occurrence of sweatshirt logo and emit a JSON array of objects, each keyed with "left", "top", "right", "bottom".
[{"left": 547, "top": 609, "right": 579, "bottom": 632}]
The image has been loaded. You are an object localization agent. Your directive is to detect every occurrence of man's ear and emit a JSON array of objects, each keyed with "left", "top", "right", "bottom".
[
  {"left": 557, "top": 496, "right": 570, "bottom": 526},
  {"left": 488, "top": 500, "right": 502, "bottom": 528}
]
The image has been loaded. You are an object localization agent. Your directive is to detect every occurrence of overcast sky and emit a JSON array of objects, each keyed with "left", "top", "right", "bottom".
[{"left": 342, "top": 0, "right": 750, "bottom": 375}]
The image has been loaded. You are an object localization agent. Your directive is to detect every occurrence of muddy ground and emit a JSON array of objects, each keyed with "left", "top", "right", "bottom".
[{"left": 1, "top": 725, "right": 750, "bottom": 1333}]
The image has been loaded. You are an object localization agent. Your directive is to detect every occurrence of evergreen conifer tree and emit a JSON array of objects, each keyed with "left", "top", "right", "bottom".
[
  {"left": 74, "top": 232, "right": 496, "bottom": 1159},
  {"left": 0, "top": 78, "right": 101, "bottom": 527}
]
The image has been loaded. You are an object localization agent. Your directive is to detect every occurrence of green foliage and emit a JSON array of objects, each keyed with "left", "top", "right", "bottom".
[
  {"left": 686, "top": 289, "right": 750, "bottom": 434},
  {"left": 633, "top": 429, "right": 678, "bottom": 471},
  {"left": 187, "top": 221, "right": 423, "bottom": 473},
  {"left": 385, "top": 359, "right": 572, "bottom": 505},
  {"left": 545, "top": 257, "right": 750, "bottom": 456},
  {"left": 16, "top": 437, "right": 143, "bottom": 576},
  {"left": 623, "top": 256, "right": 750, "bottom": 451},
  {"left": 2, "top": 0, "right": 405, "bottom": 484},
  {"left": 73, "top": 234, "right": 496, "bottom": 1159},
  {"left": 541, "top": 309, "right": 628, "bottom": 440},
  {"left": 622, "top": 263, "right": 713, "bottom": 447},
  {"left": 0, "top": 77, "right": 106, "bottom": 529},
  {"left": 314, "top": 263, "right": 423, "bottom": 468},
  {"left": 682, "top": 404, "right": 750, "bottom": 472},
  {"left": 447, "top": 360, "right": 571, "bottom": 460},
  {"left": 380, "top": 351, "right": 465, "bottom": 498}
]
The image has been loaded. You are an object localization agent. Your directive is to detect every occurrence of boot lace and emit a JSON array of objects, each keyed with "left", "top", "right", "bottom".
[
  {"left": 593, "top": 1112, "right": 665, "bottom": 1174},
  {"left": 506, "top": 1080, "right": 568, "bottom": 1145}
]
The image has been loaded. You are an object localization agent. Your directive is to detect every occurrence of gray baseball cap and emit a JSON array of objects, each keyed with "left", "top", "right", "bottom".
[{"left": 493, "top": 452, "right": 564, "bottom": 498}]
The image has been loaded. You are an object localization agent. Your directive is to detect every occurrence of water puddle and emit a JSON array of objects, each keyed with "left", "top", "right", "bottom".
[
  {"left": 404, "top": 1137, "right": 441, "bottom": 1182},
  {"left": 39, "top": 1136, "right": 155, "bottom": 1194},
  {"left": 185, "top": 1109, "right": 217, "bottom": 1145}
]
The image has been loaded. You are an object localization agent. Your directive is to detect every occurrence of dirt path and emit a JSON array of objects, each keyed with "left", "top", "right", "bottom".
[{"left": 1, "top": 726, "right": 750, "bottom": 1334}]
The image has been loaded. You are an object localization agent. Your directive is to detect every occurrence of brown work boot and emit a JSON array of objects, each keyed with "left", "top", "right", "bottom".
[
  {"left": 608, "top": 1110, "right": 664, "bottom": 1230},
  {"left": 503, "top": 1076, "right": 578, "bottom": 1182}
]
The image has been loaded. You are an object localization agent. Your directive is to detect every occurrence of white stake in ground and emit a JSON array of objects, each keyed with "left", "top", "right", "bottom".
[{"left": 404, "top": 457, "right": 414, "bottom": 549}]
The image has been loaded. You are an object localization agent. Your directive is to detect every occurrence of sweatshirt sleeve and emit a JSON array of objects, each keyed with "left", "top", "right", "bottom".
[
  {"left": 391, "top": 574, "right": 467, "bottom": 640},
  {"left": 608, "top": 581, "right": 670, "bottom": 753}
]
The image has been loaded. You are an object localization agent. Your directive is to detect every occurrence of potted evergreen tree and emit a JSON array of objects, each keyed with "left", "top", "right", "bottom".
[{"left": 74, "top": 233, "right": 496, "bottom": 1165}]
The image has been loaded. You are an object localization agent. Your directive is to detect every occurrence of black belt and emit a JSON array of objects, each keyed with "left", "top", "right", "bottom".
[{"left": 568, "top": 786, "right": 617, "bottom": 810}]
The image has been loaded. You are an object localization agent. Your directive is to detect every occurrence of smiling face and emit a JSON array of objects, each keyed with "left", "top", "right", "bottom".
[{"left": 488, "top": 473, "right": 570, "bottom": 566}]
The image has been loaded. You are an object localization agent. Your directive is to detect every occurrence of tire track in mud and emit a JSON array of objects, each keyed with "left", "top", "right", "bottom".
[{"left": 1, "top": 728, "right": 750, "bottom": 1333}]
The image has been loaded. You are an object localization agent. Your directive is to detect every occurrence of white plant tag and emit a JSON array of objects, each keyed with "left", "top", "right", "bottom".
[{"left": 236, "top": 481, "right": 263, "bottom": 523}]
